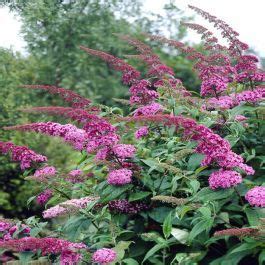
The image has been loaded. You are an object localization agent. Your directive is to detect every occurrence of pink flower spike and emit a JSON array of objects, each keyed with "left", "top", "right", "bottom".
[
  {"left": 0, "top": 141, "right": 47, "bottom": 170},
  {"left": 135, "top": 126, "right": 149, "bottom": 139},
  {"left": 107, "top": 169, "right": 132, "bottom": 186},
  {"left": 92, "top": 248, "right": 117, "bottom": 264},
  {"left": 245, "top": 186, "right": 265, "bottom": 207},
  {"left": 209, "top": 169, "right": 242, "bottom": 189},
  {"left": 113, "top": 144, "right": 136, "bottom": 159},
  {"left": 37, "top": 189, "right": 53, "bottom": 205}
]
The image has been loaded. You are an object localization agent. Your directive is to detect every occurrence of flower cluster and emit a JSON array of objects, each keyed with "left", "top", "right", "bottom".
[
  {"left": 205, "top": 87, "right": 265, "bottom": 110},
  {"left": 208, "top": 169, "right": 242, "bottom": 189},
  {"left": 80, "top": 46, "right": 140, "bottom": 85},
  {"left": 0, "top": 237, "right": 87, "bottom": 264},
  {"left": 0, "top": 141, "right": 47, "bottom": 170},
  {"left": 188, "top": 5, "right": 249, "bottom": 56},
  {"left": 66, "top": 169, "right": 85, "bottom": 183},
  {"left": 36, "top": 189, "right": 53, "bottom": 205},
  {"left": 5, "top": 122, "right": 88, "bottom": 151},
  {"left": 214, "top": 228, "right": 259, "bottom": 237},
  {"left": 0, "top": 221, "right": 11, "bottom": 233},
  {"left": 107, "top": 169, "right": 133, "bottom": 186},
  {"left": 129, "top": 80, "right": 159, "bottom": 105},
  {"left": 245, "top": 186, "right": 265, "bottom": 207},
  {"left": 108, "top": 199, "right": 149, "bottom": 214},
  {"left": 135, "top": 126, "right": 149, "bottom": 139},
  {"left": 43, "top": 197, "right": 98, "bottom": 218},
  {"left": 113, "top": 144, "right": 136, "bottom": 159},
  {"left": 201, "top": 76, "right": 228, "bottom": 96},
  {"left": 147, "top": 64, "right": 174, "bottom": 77},
  {"left": 23, "top": 106, "right": 99, "bottom": 123},
  {"left": 124, "top": 114, "right": 254, "bottom": 175},
  {"left": 0, "top": 221, "right": 30, "bottom": 241},
  {"left": 83, "top": 118, "right": 120, "bottom": 153},
  {"left": 21, "top": 85, "right": 91, "bottom": 108},
  {"left": 134, "top": 102, "right": 163, "bottom": 116},
  {"left": 234, "top": 115, "right": 248, "bottom": 122},
  {"left": 154, "top": 78, "right": 192, "bottom": 97},
  {"left": 92, "top": 248, "right": 117, "bottom": 264},
  {"left": 33, "top": 166, "right": 57, "bottom": 181}
]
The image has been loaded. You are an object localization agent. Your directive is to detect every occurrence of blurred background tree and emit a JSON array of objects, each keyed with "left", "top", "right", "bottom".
[{"left": 0, "top": 0, "right": 199, "bottom": 218}]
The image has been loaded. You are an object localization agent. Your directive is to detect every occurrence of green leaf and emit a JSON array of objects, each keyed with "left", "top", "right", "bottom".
[
  {"left": 189, "top": 179, "right": 200, "bottom": 193},
  {"left": 225, "top": 135, "right": 239, "bottom": 147},
  {"left": 129, "top": 191, "right": 151, "bottom": 202},
  {"left": 142, "top": 244, "right": 165, "bottom": 264},
  {"left": 18, "top": 251, "right": 34, "bottom": 264},
  {"left": 178, "top": 205, "right": 193, "bottom": 219},
  {"left": 123, "top": 258, "right": 139, "bottom": 265},
  {"left": 171, "top": 228, "right": 189, "bottom": 244},
  {"left": 193, "top": 187, "right": 233, "bottom": 202},
  {"left": 259, "top": 250, "right": 265, "bottom": 265},
  {"left": 230, "top": 242, "right": 259, "bottom": 254},
  {"left": 149, "top": 207, "right": 172, "bottom": 223},
  {"left": 189, "top": 219, "right": 213, "bottom": 241},
  {"left": 113, "top": 241, "right": 132, "bottom": 261},
  {"left": 195, "top": 166, "right": 208, "bottom": 176},
  {"left": 245, "top": 208, "right": 260, "bottom": 226},
  {"left": 27, "top": 195, "right": 36, "bottom": 207},
  {"left": 101, "top": 185, "right": 132, "bottom": 203},
  {"left": 187, "top": 153, "right": 204, "bottom": 170},
  {"left": 163, "top": 212, "right": 173, "bottom": 239},
  {"left": 30, "top": 227, "right": 42, "bottom": 237},
  {"left": 199, "top": 207, "right": 211, "bottom": 219}
]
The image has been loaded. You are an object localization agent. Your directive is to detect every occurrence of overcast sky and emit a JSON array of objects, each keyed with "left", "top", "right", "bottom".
[{"left": 0, "top": 0, "right": 264, "bottom": 56}]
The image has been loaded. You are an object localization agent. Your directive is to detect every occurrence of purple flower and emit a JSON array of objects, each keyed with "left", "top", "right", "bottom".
[
  {"left": 107, "top": 169, "right": 132, "bottom": 186},
  {"left": 129, "top": 80, "right": 159, "bottom": 105},
  {"left": 5, "top": 122, "right": 88, "bottom": 151},
  {"left": 36, "top": 189, "right": 53, "bottom": 205},
  {"left": 43, "top": 197, "right": 98, "bottom": 218},
  {"left": 201, "top": 76, "right": 227, "bottom": 96},
  {"left": 0, "top": 141, "right": 47, "bottom": 170},
  {"left": 245, "top": 186, "right": 265, "bottom": 207},
  {"left": 0, "top": 237, "right": 87, "bottom": 264},
  {"left": 0, "top": 221, "right": 11, "bottom": 232},
  {"left": 33, "top": 166, "right": 57, "bottom": 181},
  {"left": 113, "top": 144, "right": 136, "bottom": 159},
  {"left": 234, "top": 115, "right": 248, "bottom": 122},
  {"left": 67, "top": 169, "right": 85, "bottom": 183},
  {"left": 108, "top": 199, "right": 149, "bottom": 214},
  {"left": 92, "top": 248, "right": 117, "bottom": 264},
  {"left": 134, "top": 103, "right": 163, "bottom": 116},
  {"left": 209, "top": 169, "right": 242, "bottom": 189},
  {"left": 135, "top": 126, "right": 149, "bottom": 139}
]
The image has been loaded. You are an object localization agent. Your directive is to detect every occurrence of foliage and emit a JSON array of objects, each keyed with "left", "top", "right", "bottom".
[
  {"left": 0, "top": 4, "right": 265, "bottom": 265},
  {"left": 0, "top": 48, "right": 76, "bottom": 217},
  {"left": 0, "top": 0, "right": 197, "bottom": 217}
]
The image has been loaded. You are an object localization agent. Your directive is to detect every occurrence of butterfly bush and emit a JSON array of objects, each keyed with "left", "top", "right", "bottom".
[{"left": 1, "top": 5, "right": 265, "bottom": 264}]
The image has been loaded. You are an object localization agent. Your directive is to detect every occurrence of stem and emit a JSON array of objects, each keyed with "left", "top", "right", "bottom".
[
  {"left": 234, "top": 187, "right": 244, "bottom": 206},
  {"left": 162, "top": 248, "right": 167, "bottom": 265},
  {"left": 53, "top": 187, "right": 71, "bottom": 200},
  {"left": 157, "top": 173, "right": 167, "bottom": 192},
  {"left": 112, "top": 153, "right": 123, "bottom": 167}
]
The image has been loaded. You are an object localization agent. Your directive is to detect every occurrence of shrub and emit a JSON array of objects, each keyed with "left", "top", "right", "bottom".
[{"left": 0, "top": 5, "right": 264, "bottom": 265}]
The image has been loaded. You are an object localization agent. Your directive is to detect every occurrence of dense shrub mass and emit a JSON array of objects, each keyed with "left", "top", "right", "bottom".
[{"left": 0, "top": 6, "right": 264, "bottom": 265}]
